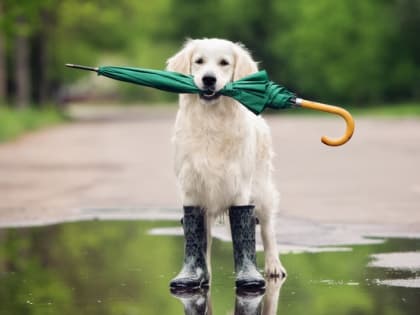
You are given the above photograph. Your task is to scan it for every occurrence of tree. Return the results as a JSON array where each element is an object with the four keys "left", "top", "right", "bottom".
[
  {"left": 14, "top": 16, "right": 31, "bottom": 108},
  {"left": 1, "top": 0, "right": 419, "bottom": 107},
  {"left": 0, "top": 0, "right": 6, "bottom": 104}
]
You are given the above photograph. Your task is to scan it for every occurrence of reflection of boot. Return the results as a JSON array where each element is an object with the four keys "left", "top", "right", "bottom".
[
  {"left": 171, "top": 288, "right": 209, "bottom": 315},
  {"left": 235, "top": 289, "right": 264, "bottom": 315},
  {"left": 229, "top": 205, "right": 265, "bottom": 289},
  {"left": 170, "top": 206, "right": 209, "bottom": 289}
]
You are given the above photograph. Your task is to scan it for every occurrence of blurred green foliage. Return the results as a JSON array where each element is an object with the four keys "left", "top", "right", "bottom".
[
  {"left": 349, "top": 102, "right": 420, "bottom": 117},
  {"left": 0, "top": 0, "right": 419, "bottom": 106}
]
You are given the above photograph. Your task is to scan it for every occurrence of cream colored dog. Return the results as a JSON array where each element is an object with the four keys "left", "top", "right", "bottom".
[{"left": 167, "top": 38, "right": 285, "bottom": 278}]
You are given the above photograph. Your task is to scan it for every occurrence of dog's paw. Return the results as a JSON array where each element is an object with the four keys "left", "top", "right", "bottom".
[{"left": 264, "top": 255, "right": 287, "bottom": 278}]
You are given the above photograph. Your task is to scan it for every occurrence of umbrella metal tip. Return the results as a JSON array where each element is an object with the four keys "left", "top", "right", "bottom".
[{"left": 64, "top": 64, "right": 99, "bottom": 72}]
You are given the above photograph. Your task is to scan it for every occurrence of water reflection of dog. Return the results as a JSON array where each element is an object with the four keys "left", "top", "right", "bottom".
[{"left": 170, "top": 278, "right": 284, "bottom": 315}]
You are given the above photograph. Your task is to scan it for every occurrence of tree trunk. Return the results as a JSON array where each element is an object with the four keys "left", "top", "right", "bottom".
[
  {"left": 14, "top": 18, "right": 31, "bottom": 109},
  {"left": 33, "top": 8, "right": 53, "bottom": 106},
  {"left": 33, "top": 33, "right": 48, "bottom": 106},
  {"left": 0, "top": 2, "right": 6, "bottom": 104}
]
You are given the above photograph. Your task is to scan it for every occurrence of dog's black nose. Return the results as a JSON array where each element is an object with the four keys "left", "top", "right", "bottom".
[{"left": 202, "top": 75, "right": 216, "bottom": 87}]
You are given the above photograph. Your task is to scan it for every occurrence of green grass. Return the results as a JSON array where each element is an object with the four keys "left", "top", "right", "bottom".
[
  {"left": 349, "top": 102, "right": 420, "bottom": 117},
  {"left": 0, "top": 106, "right": 67, "bottom": 142},
  {"left": 275, "top": 102, "right": 420, "bottom": 117}
]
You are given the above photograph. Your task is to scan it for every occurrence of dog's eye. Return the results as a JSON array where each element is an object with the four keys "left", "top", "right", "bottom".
[
  {"left": 219, "top": 59, "right": 229, "bottom": 66},
  {"left": 195, "top": 58, "right": 204, "bottom": 65}
]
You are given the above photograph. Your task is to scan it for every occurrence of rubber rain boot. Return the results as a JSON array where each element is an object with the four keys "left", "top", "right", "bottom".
[
  {"left": 170, "top": 206, "right": 209, "bottom": 289},
  {"left": 229, "top": 205, "right": 265, "bottom": 289}
]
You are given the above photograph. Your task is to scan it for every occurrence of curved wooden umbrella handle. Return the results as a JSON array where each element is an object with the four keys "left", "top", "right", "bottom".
[{"left": 296, "top": 98, "right": 355, "bottom": 146}]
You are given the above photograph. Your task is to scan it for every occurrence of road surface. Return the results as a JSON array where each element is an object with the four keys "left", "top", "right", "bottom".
[{"left": 0, "top": 106, "right": 419, "bottom": 238}]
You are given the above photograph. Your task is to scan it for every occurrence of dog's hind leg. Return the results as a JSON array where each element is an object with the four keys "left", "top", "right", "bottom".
[
  {"left": 256, "top": 199, "right": 286, "bottom": 278},
  {"left": 205, "top": 213, "right": 214, "bottom": 278}
]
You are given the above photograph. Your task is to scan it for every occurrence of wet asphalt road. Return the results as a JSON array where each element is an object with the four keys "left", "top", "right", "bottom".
[{"left": 0, "top": 105, "right": 419, "bottom": 232}]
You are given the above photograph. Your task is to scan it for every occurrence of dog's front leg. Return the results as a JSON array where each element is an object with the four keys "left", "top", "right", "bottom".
[
  {"left": 229, "top": 204, "right": 266, "bottom": 289},
  {"left": 170, "top": 206, "right": 210, "bottom": 289}
]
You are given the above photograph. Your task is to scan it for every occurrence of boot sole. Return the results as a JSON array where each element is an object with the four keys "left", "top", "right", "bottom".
[
  {"left": 170, "top": 285, "right": 209, "bottom": 297},
  {"left": 169, "top": 278, "right": 209, "bottom": 290},
  {"left": 235, "top": 279, "right": 266, "bottom": 290}
]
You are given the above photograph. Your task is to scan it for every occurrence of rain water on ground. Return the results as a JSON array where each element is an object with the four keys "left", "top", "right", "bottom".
[{"left": 0, "top": 220, "right": 419, "bottom": 315}]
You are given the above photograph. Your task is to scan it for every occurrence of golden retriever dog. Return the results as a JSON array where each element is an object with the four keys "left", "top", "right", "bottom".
[{"left": 167, "top": 38, "right": 285, "bottom": 288}]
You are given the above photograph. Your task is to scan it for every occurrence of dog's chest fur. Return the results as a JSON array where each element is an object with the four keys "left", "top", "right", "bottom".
[{"left": 173, "top": 96, "right": 257, "bottom": 209}]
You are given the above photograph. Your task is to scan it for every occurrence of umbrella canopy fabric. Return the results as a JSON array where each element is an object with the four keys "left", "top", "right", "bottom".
[
  {"left": 97, "top": 66, "right": 200, "bottom": 94},
  {"left": 96, "top": 66, "right": 296, "bottom": 115},
  {"left": 220, "top": 71, "right": 296, "bottom": 114}
]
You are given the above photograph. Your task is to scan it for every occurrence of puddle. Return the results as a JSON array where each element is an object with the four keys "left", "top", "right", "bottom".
[{"left": 0, "top": 220, "right": 419, "bottom": 314}]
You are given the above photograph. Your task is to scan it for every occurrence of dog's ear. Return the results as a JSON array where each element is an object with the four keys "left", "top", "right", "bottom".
[
  {"left": 233, "top": 43, "right": 258, "bottom": 81},
  {"left": 166, "top": 39, "right": 194, "bottom": 75}
]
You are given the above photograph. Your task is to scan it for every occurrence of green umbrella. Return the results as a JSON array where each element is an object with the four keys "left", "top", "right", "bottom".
[
  {"left": 66, "top": 64, "right": 354, "bottom": 146},
  {"left": 66, "top": 64, "right": 295, "bottom": 114}
]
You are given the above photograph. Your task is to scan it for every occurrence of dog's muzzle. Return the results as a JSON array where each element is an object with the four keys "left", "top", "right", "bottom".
[{"left": 200, "top": 74, "right": 221, "bottom": 101}]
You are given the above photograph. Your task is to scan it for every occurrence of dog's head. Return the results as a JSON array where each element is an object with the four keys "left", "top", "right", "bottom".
[{"left": 166, "top": 38, "right": 258, "bottom": 104}]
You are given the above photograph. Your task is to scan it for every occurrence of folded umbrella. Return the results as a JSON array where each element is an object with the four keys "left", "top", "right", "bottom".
[{"left": 66, "top": 64, "right": 354, "bottom": 146}]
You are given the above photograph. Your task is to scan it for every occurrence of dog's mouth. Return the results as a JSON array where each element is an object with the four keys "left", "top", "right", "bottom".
[{"left": 199, "top": 89, "right": 221, "bottom": 101}]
